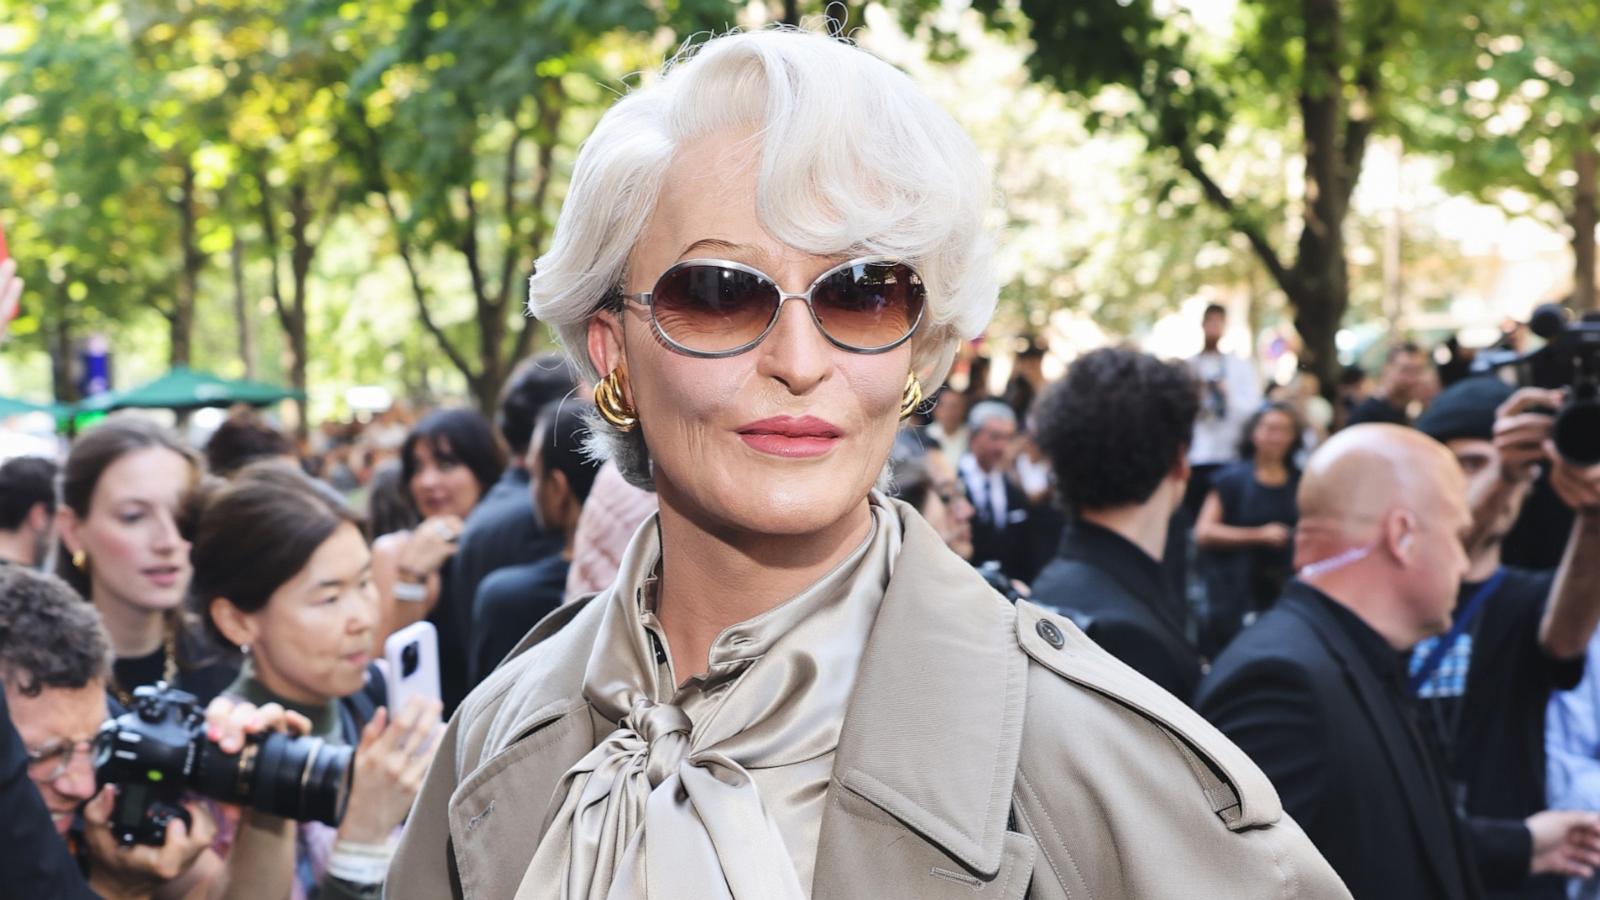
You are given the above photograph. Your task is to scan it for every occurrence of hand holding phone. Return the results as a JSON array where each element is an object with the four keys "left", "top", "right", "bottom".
[{"left": 381, "top": 621, "right": 442, "bottom": 717}]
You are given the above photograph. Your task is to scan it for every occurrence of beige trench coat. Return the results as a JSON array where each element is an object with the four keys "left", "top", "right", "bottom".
[{"left": 387, "top": 512, "right": 1351, "bottom": 900}]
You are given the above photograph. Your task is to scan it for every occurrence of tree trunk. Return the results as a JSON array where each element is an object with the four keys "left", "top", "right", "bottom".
[
  {"left": 782, "top": 0, "right": 799, "bottom": 26},
  {"left": 231, "top": 233, "right": 256, "bottom": 380},
  {"left": 1290, "top": 0, "right": 1351, "bottom": 397},
  {"left": 171, "top": 162, "right": 200, "bottom": 369},
  {"left": 286, "top": 181, "right": 316, "bottom": 442},
  {"left": 1572, "top": 135, "right": 1597, "bottom": 313},
  {"left": 49, "top": 286, "right": 76, "bottom": 405}
]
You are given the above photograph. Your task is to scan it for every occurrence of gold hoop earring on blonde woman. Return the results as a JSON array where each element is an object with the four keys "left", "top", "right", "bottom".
[
  {"left": 899, "top": 373, "right": 923, "bottom": 420},
  {"left": 594, "top": 368, "right": 639, "bottom": 431}
]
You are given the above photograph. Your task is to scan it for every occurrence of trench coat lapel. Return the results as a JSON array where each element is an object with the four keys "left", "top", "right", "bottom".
[
  {"left": 814, "top": 514, "right": 1035, "bottom": 899},
  {"left": 1285, "top": 592, "right": 1469, "bottom": 900},
  {"left": 442, "top": 596, "right": 607, "bottom": 900}
]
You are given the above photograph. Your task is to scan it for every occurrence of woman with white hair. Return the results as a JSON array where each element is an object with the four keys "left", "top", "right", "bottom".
[{"left": 390, "top": 28, "right": 1348, "bottom": 900}]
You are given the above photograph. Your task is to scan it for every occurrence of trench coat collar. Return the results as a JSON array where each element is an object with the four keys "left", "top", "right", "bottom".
[{"left": 819, "top": 508, "right": 1029, "bottom": 881}]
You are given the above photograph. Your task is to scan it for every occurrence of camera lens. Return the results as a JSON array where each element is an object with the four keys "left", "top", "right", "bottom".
[
  {"left": 401, "top": 642, "right": 420, "bottom": 677},
  {"left": 194, "top": 731, "right": 354, "bottom": 826},
  {"left": 1554, "top": 398, "right": 1600, "bottom": 467}
]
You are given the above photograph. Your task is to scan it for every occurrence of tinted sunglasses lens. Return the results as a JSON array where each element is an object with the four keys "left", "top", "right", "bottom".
[
  {"left": 811, "top": 262, "right": 925, "bottom": 350},
  {"left": 650, "top": 264, "right": 778, "bottom": 353}
]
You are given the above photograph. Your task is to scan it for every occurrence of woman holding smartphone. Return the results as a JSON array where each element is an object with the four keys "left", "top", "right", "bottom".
[{"left": 190, "top": 462, "right": 442, "bottom": 899}]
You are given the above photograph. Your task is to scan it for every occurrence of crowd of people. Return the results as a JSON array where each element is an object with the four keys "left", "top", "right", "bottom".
[{"left": 2, "top": 24, "right": 1600, "bottom": 900}]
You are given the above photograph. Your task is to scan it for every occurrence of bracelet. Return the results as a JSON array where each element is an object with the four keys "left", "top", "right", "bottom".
[
  {"left": 391, "top": 580, "right": 428, "bottom": 603},
  {"left": 327, "top": 839, "right": 394, "bottom": 885}
]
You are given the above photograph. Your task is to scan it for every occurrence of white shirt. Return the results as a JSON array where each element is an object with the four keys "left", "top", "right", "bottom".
[
  {"left": 1187, "top": 350, "right": 1261, "bottom": 466},
  {"left": 958, "top": 453, "right": 1009, "bottom": 527}
]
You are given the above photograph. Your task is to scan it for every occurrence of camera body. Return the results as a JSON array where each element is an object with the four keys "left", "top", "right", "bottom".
[
  {"left": 94, "top": 683, "right": 354, "bottom": 846},
  {"left": 1474, "top": 305, "right": 1600, "bottom": 466}
]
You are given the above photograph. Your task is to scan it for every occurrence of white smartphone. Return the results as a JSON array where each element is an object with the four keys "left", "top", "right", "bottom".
[{"left": 381, "top": 621, "right": 441, "bottom": 715}]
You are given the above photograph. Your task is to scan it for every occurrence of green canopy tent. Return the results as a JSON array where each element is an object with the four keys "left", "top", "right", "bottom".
[
  {"left": 0, "top": 396, "right": 65, "bottom": 418},
  {"left": 75, "top": 367, "right": 304, "bottom": 414}
]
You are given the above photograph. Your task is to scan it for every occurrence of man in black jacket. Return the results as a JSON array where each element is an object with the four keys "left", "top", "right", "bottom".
[
  {"left": 1029, "top": 348, "right": 1204, "bottom": 700},
  {"left": 444, "top": 354, "right": 575, "bottom": 679},
  {"left": 1196, "top": 424, "right": 1600, "bottom": 899}
]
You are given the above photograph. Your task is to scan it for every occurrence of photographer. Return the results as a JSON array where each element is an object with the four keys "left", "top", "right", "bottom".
[
  {"left": 1412, "top": 378, "right": 1600, "bottom": 898},
  {"left": 192, "top": 462, "right": 442, "bottom": 899},
  {"left": 0, "top": 566, "right": 305, "bottom": 899}
]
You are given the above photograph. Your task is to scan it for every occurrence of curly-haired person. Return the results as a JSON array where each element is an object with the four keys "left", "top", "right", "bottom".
[{"left": 1030, "top": 347, "right": 1205, "bottom": 701}]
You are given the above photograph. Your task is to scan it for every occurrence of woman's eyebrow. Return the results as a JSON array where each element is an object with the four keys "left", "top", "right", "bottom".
[{"left": 677, "top": 237, "right": 749, "bottom": 259}]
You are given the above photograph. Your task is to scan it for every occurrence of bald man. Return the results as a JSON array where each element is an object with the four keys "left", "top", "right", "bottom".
[
  {"left": 1196, "top": 424, "right": 1600, "bottom": 899},
  {"left": 1194, "top": 425, "right": 1482, "bottom": 898}
]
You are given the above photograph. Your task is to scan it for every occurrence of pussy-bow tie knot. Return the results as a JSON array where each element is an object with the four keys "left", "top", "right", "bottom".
[{"left": 625, "top": 699, "right": 693, "bottom": 788}]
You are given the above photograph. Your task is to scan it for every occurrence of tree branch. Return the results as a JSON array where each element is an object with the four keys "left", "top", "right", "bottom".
[
  {"left": 1174, "top": 144, "right": 1295, "bottom": 294},
  {"left": 355, "top": 113, "right": 480, "bottom": 387},
  {"left": 497, "top": 126, "right": 525, "bottom": 308},
  {"left": 461, "top": 188, "right": 492, "bottom": 317},
  {"left": 1339, "top": 3, "right": 1393, "bottom": 208},
  {"left": 255, "top": 169, "right": 292, "bottom": 335}
]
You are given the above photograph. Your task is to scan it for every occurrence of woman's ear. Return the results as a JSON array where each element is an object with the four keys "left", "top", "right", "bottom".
[
  {"left": 55, "top": 506, "right": 84, "bottom": 557},
  {"left": 208, "top": 597, "right": 260, "bottom": 651},
  {"left": 588, "top": 311, "right": 625, "bottom": 375}
]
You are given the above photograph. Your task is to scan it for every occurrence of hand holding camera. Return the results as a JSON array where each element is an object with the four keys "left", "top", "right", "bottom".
[
  {"left": 1492, "top": 386, "right": 1600, "bottom": 513},
  {"left": 94, "top": 685, "right": 350, "bottom": 847}
]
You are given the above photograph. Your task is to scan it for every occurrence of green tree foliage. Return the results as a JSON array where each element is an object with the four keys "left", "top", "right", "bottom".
[
  {"left": 338, "top": 0, "right": 742, "bottom": 413},
  {"left": 899, "top": 0, "right": 1427, "bottom": 392},
  {"left": 1402, "top": 2, "right": 1600, "bottom": 311}
]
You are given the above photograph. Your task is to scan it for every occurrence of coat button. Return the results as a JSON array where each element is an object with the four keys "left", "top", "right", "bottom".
[{"left": 1036, "top": 618, "right": 1065, "bottom": 649}]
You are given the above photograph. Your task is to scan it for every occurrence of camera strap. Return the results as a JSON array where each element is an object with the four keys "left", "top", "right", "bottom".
[{"left": 1408, "top": 567, "right": 1505, "bottom": 696}]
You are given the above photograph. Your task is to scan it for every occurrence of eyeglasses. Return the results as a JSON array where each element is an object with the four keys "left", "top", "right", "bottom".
[
  {"left": 25, "top": 737, "right": 95, "bottom": 783},
  {"left": 619, "top": 256, "right": 926, "bottom": 358}
]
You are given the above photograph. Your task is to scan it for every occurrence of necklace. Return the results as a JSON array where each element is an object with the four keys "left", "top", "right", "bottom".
[{"left": 110, "top": 626, "right": 179, "bottom": 708}]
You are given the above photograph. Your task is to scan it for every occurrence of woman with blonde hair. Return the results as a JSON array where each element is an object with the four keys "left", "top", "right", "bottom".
[{"left": 391, "top": 28, "right": 1348, "bottom": 900}]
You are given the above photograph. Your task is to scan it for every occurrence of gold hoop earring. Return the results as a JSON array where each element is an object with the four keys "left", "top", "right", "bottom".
[
  {"left": 71, "top": 550, "right": 86, "bottom": 570},
  {"left": 594, "top": 368, "right": 638, "bottom": 432},
  {"left": 899, "top": 373, "right": 923, "bottom": 420}
]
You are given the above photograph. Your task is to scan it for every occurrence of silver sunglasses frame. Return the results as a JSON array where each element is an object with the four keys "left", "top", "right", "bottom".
[{"left": 619, "top": 255, "right": 925, "bottom": 359}]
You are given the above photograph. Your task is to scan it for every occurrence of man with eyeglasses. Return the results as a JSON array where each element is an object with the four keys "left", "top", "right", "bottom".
[{"left": 1, "top": 566, "right": 218, "bottom": 898}]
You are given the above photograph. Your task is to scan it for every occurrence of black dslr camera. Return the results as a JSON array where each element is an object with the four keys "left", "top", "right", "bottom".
[
  {"left": 93, "top": 683, "right": 355, "bottom": 846},
  {"left": 1473, "top": 304, "right": 1600, "bottom": 466}
]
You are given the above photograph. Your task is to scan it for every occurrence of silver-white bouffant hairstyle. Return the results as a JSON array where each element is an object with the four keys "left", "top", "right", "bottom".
[{"left": 528, "top": 27, "right": 998, "bottom": 489}]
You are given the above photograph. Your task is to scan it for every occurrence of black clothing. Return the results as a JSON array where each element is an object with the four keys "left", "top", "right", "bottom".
[
  {"left": 1414, "top": 568, "right": 1584, "bottom": 900},
  {"left": 1502, "top": 474, "right": 1576, "bottom": 570},
  {"left": 0, "top": 688, "right": 96, "bottom": 900},
  {"left": 1347, "top": 395, "right": 1410, "bottom": 427},
  {"left": 1195, "top": 582, "right": 1483, "bottom": 900},
  {"left": 965, "top": 473, "right": 1052, "bottom": 584},
  {"left": 1198, "top": 462, "right": 1298, "bottom": 656},
  {"left": 437, "top": 470, "right": 559, "bottom": 711},
  {"left": 111, "top": 639, "right": 236, "bottom": 708},
  {"left": 469, "top": 555, "right": 570, "bottom": 684},
  {"left": 1031, "top": 518, "right": 1202, "bottom": 701}
]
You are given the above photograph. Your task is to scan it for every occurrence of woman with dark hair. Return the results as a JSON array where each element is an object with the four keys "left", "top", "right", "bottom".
[
  {"left": 193, "top": 462, "right": 442, "bottom": 900},
  {"left": 1195, "top": 400, "right": 1305, "bottom": 654},
  {"left": 372, "top": 408, "right": 505, "bottom": 713},
  {"left": 55, "top": 415, "right": 236, "bottom": 707}
]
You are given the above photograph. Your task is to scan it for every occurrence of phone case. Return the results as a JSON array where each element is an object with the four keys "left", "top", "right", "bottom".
[{"left": 382, "top": 620, "right": 441, "bottom": 714}]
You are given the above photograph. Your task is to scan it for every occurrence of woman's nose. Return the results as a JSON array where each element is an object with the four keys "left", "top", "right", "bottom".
[{"left": 755, "top": 297, "right": 831, "bottom": 395}]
